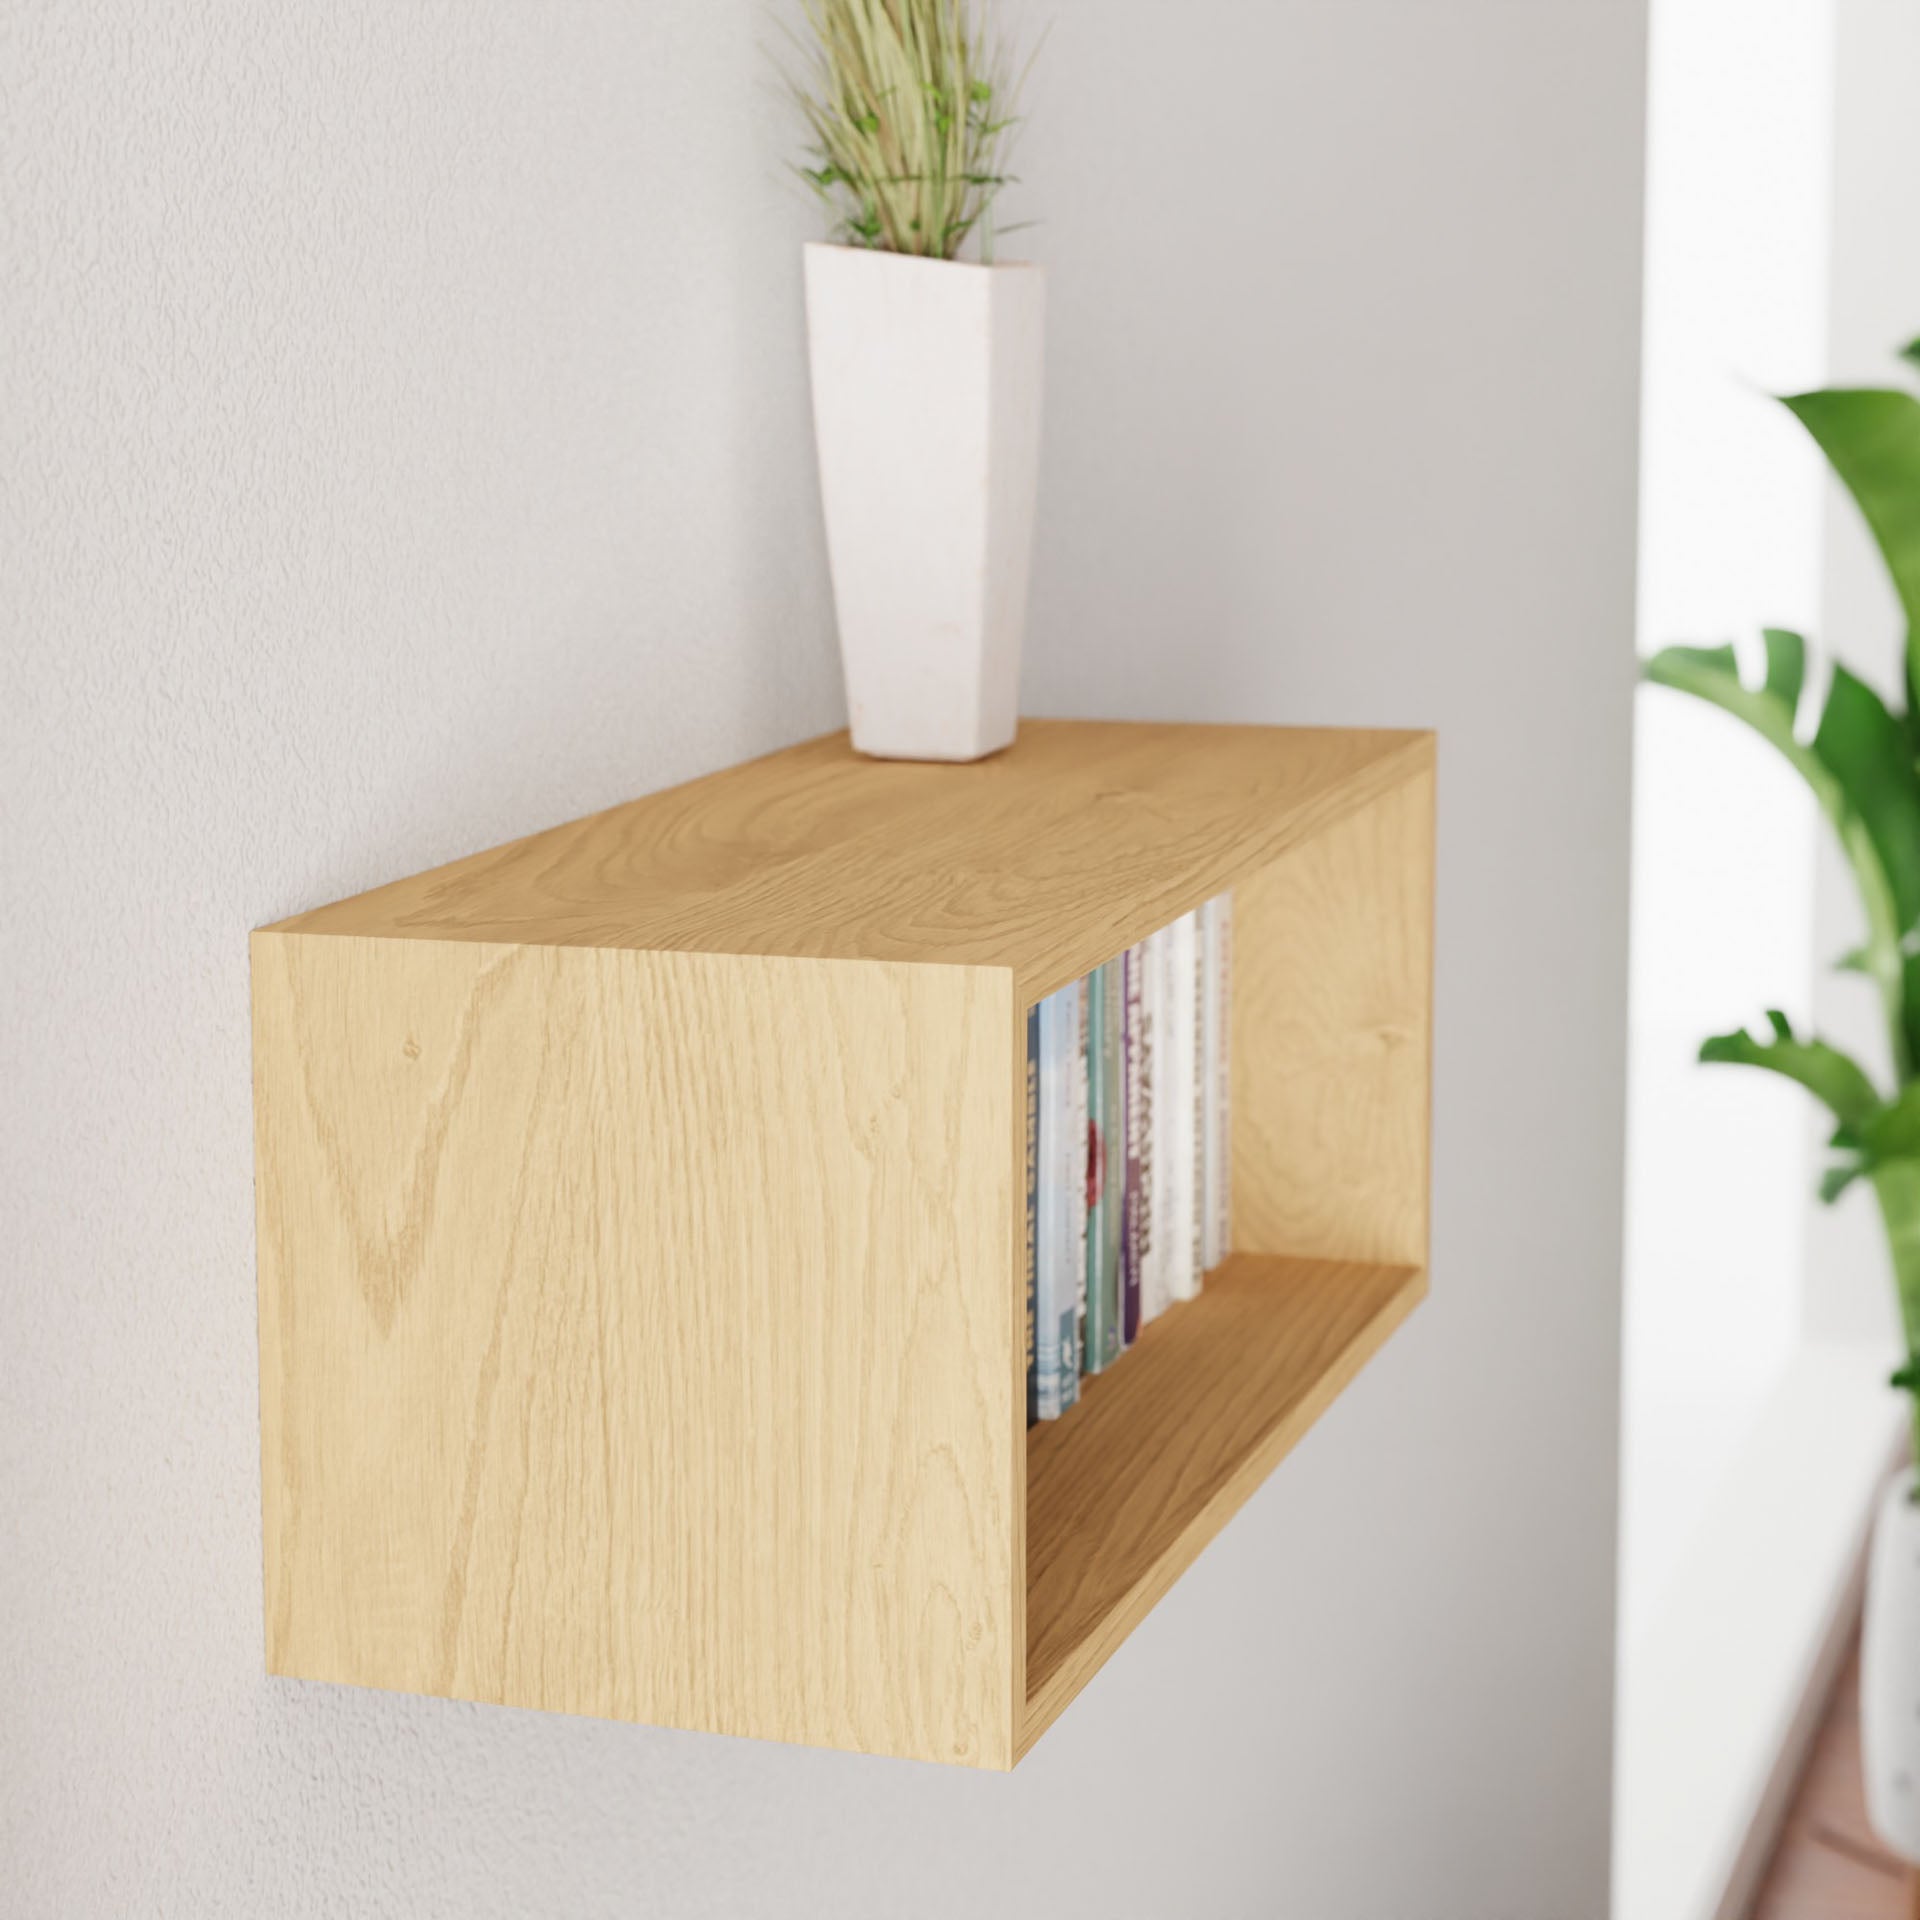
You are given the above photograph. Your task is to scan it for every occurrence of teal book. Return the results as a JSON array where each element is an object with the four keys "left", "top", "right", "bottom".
[
  {"left": 1035, "top": 983, "right": 1080, "bottom": 1418},
  {"left": 1084, "top": 961, "right": 1125, "bottom": 1372},
  {"left": 1024, "top": 999, "right": 1040, "bottom": 1425}
]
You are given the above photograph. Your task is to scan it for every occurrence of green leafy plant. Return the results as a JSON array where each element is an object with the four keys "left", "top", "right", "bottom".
[
  {"left": 783, "top": 0, "right": 1029, "bottom": 260},
  {"left": 1644, "top": 336, "right": 1920, "bottom": 1475}
]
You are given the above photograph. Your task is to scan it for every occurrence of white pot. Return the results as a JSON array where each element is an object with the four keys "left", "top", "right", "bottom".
[
  {"left": 1863, "top": 1465, "right": 1920, "bottom": 1862},
  {"left": 803, "top": 242, "right": 1044, "bottom": 763}
]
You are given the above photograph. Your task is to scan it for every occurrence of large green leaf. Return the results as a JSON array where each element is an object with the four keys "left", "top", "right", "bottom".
[
  {"left": 1780, "top": 386, "right": 1920, "bottom": 655},
  {"left": 1642, "top": 630, "right": 1823, "bottom": 792},
  {"left": 1849, "top": 1078, "right": 1920, "bottom": 1157},
  {"left": 1813, "top": 661, "right": 1920, "bottom": 925},
  {"left": 1821, "top": 1078, "right": 1920, "bottom": 1202},
  {"left": 1699, "top": 1010, "right": 1881, "bottom": 1127},
  {"left": 1644, "top": 632, "right": 1920, "bottom": 1073}
]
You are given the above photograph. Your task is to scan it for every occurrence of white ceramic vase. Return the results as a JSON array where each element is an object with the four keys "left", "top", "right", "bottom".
[
  {"left": 803, "top": 242, "right": 1044, "bottom": 762},
  {"left": 1863, "top": 1465, "right": 1920, "bottom": 1862}
]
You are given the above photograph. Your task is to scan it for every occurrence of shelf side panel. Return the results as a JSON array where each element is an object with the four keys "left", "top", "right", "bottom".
[
  {"left": 253, "top": 933, "right": 1018, "bottom": 1765},
  {"left": 1233, "top": 762, "right": 1434, "bottom": 1268}
]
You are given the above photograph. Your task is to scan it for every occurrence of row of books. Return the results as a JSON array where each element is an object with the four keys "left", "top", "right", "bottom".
[{"left": 1024, "top": 894, "right": 1233, "bottom": 1423}]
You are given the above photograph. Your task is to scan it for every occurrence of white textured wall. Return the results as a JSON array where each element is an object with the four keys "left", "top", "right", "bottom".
[
  {"left": 2, "top": 4, "right": 1645, "bottom": 1916},
  {"left": 1804, "top": 0, "right": 1920, "bottom": 1348},
  {"left": 1621, "top": 0, "right": 1832, "bottom": 1654}
]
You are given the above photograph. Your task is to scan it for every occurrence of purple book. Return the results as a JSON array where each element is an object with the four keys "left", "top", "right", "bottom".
[{"left": 1121, "top": 942, "right": 1146, "bottom": 1343}]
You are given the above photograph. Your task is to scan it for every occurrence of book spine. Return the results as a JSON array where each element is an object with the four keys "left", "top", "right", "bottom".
[
  {"left": 1191, "top": 905, "right": 1206, "bottom": 1290},
  {"left": 1035, "top": 989, "right": 1058, "bottom": 1419},
  {"left": 1035, "top": 987, "right": 1070, "bottom": 1419},
  {"left": 1166, "top": 912, "right": 1200, "bottom": 1302},
  {"left": 1208, "top": 893, "right": 1232, "bottom": 1263},
  {"left": 1100, "top": 958, "right": 1124, "bottom": 1358},
  {"left": 1083, "top": 963, "right": 1114, "bottom": 1372},
  {"left": 1066, "top": 976, "right": 1088, "bottom": 1397},
  {"left": 1025, "top": 999, "right": 1040, "bottom": 1424},
  {"left": 1084, "top": 960, "right": 1125, "bottom": 1371},
  {"left": 1141, "top": 926, "right": 1173, "bottom": 1324},
  {"left": 1221, "top": 893, "right": 1234, "bottom": 1258},
  {"left": 1199, "top": 898, "right": 1219, "bottom": 1273},
  {"left": 1121, "top": 943, "right": 1146, "bottom": 1343}
]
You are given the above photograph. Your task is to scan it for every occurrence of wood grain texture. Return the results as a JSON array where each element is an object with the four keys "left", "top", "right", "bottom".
[
  {"left": 253, "top": 931, "right": 1017, "bottom": 1765},
  {"left": 1021, "top": 1254, "right": 1425, "bottom": 1754},
  {"left": 270, "top": 723, "right": 1433, "bottom": 1008},
  {"left": 251, "top": 721, "right": 1437, "bottom": 1765},
  {"left": 1232, "top": 765, "right": 1435, "bottom": 1269}
]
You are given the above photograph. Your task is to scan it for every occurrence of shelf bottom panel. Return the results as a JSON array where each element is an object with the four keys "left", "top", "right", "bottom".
[{"left": 1020, "top": 1252, "right": 1425, "bottom": 1755}]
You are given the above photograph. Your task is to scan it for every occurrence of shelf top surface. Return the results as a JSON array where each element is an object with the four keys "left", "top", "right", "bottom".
[{"left": 269, "top": 720, "right": 1432, "bottom": 1001}]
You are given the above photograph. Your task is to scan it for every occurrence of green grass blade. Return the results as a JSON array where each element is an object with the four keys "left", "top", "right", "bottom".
[{"left": 779, "top": 0, "right": 1030, "bottom": 260}]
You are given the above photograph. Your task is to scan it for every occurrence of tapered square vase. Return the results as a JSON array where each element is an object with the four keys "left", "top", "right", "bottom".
[{"left": 804, "top": 242, "right": 1045, "bottom": 763}]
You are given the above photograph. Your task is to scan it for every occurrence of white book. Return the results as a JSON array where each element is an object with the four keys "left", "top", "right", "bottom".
[
  {"left": 1199, "top": 898, "right": 1220, "bottom": 1273},
  {"left": 1190, "top": 906, "right": 1206, "bottom": 1287},
  {"left": 1204, "top": 893, "right": 1233, "bottom": 1264},
  {"left": 1139, "top": 928, "right": 1173, "bottom": 1324},
  {"left": 1165, "top": 912, "right": 1200, "bottom": 1303}
]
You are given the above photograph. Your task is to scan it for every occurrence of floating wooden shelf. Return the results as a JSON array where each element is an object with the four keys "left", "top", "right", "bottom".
[{"left": 251, "top": 720, "right": 1434, "bottom": 1768}]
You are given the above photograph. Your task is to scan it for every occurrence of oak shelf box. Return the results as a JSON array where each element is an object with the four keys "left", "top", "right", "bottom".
[{"left": 251, "top": 720, "right": 1435, "bottom": 1769}]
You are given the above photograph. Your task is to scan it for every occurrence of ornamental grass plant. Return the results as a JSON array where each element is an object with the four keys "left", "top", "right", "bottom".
[{"left": 784, "top": 0, "right": 1030, "bottom": 261}]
